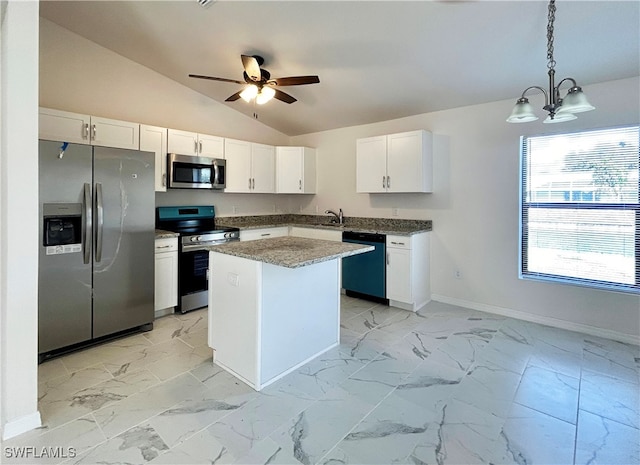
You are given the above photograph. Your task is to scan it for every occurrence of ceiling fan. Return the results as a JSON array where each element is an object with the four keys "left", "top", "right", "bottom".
[{"left": 189, "top": 55, "right": 320, "bottom": 105}]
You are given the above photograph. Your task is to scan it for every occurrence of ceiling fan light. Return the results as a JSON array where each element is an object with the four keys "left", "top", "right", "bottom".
[
  {"left": 506, "top": 98, "right": 538, "bottom": 123},
  {"left": 256, "top": 86, "right": 276, "bottom": 105},
  {"left": 557, "top": 86, "right": 595, "bottom": 114},
  {"left": 543, "top": 112, "right": 577, "bottom": 124},
  {"left": 240, "top": 85, "right": 258, "bottom": 102}
]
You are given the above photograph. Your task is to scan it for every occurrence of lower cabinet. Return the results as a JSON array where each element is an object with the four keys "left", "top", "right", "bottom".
[
  {"left": 386, "top": 233, "right": 430, "bottom": 311},
  {"left": 240, "top": 227, "right": 289, "bottom": 242},
  {"left": 289, "top": 226, "right": 342, "bottom": 242},
  {"left": 155, "top": 237, "right": 178, "bottom": 315}
]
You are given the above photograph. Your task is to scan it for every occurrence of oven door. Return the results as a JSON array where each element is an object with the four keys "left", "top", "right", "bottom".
[{"left": 178, "top": 248, "right": 210, "bottom": 313}]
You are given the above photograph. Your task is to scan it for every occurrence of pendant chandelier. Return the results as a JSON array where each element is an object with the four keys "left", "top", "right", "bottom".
[{"left": 507, "top": 0, "right": 595, "bottom": 124}]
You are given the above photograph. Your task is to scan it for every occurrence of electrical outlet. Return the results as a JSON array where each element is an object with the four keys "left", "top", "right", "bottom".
[
  {"left": 392, "top": 207, "right": 399, "bottom": 217},
  {"left": 232, "top": 206, "right": 239, "bottom": 214},
  {"left": 454, "top": 270, "right": 462, "bottom": 279},
  {"left": 272, "top": 204, "right": 277, "bottom": 213},
  {"left": 315, "top": 205, "right": 319, "bottom": 213}
]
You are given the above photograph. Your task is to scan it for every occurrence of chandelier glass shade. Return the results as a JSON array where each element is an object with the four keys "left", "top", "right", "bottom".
[{"left": 506, "top": 0, "right": 595, "bottom": 123}]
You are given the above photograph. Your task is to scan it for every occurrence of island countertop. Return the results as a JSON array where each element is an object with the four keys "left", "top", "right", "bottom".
[{"left": 208, "top": 236, "right": 373, "bottom": 268}]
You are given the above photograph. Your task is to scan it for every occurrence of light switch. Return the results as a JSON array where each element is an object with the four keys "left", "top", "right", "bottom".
[{"left": 227, "top": 272, "right": 239, "bottom": 287}]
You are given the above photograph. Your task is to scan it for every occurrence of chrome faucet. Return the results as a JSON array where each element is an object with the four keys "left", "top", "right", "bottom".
[{"left": 325, "top": 208, "right": 344, "bottom": 224}]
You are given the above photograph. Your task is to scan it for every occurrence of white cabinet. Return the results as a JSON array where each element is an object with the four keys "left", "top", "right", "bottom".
[
  {"left": 356, "top": 130, "right": 432, "bottom": 193},
  {"left": 225, "top": 139, "right": 275, "bottom": 193},
  {"left": 154, "top": 237, "right": 178, "bottom": 314},
  {"left": 289, "top": 226, "right": 342, "bottom": 242},
  {"left": 39, "top": 107, "right": 140, "bottom": 150},
  {"left": 140, "top": 124, "right": 168, "bottom": 192},
  {"left": 386, "top": 233, "right": 430, "bottom": 311},
  {"left": 276, "top": 146, "right": 316, "bottom": 194},
  {"left": 240, "top": 227, "right": 289, "bottom": 242},
  {"left": 167, "top": 128, "right": 224, "bottom": 158}
]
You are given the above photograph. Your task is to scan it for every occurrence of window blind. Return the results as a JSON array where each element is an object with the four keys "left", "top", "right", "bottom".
[{"left": 520, "top": 125, "right": 640, "bottom": 293}]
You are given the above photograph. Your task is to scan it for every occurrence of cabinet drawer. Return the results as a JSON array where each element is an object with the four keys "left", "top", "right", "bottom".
[
  {"left": 155, "top": 237, "right": 178, "bottom": 252},
  {"left": 386, "top": 235, "right": 411, "bottom": 249},
  {"left": 240, "top": 227, "right": 289, "bottom": 242}
]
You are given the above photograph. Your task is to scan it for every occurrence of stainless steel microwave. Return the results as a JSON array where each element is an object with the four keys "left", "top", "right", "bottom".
[{"left": 167, "top": 153, "right": 226, "bottom": 189}]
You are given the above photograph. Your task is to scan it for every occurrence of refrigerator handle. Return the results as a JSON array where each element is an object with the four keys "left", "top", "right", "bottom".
[
  {"left": 95, "top": 183, "right": 104, "bottom": 263},
  {"left": 83, "top": 183, "right": 92, "bottom": 265}
]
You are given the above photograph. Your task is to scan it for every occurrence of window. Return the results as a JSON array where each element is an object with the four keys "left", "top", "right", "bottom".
[{"left": 520, "top": 126, "right": 639, "bottom": 293}]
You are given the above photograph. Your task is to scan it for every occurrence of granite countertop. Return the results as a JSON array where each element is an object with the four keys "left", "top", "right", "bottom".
[
  {"left": 155, "top": 229, "right": 180, "bottom": 239},
  {"left": 208, "top": 236, "right": 374, "bottom": 268},
  {"left": 217, "top": 214, "right": 432, "bottom": 236}
]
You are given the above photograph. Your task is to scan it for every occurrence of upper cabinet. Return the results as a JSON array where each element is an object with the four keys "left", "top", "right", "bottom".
[
  {"left": 224, "top": 139, "right": 275, "bottom": 193},
  {"left": 140, "top": 124, "right": 168, "bottom": 192},
  {"left": 276, "top": 146, "right": 316, "bottom": 194},
  {"left": 356, "top": 130, "right": 432, "bottom": 193},
  {"left": 39, "top": 107, "right": 140, "bottom": 150},
  {"left": 167, "top": 128, "right": 224, "bottom": 158}
]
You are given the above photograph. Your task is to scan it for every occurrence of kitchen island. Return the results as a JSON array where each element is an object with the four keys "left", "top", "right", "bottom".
[{"left": 207, "top": 236, "right": 373, "bottom": 391}]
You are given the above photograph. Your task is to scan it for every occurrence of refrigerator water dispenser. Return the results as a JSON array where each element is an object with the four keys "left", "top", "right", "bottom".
[{"left": 43, "top": 203, "right": 82, "bottom": 252}]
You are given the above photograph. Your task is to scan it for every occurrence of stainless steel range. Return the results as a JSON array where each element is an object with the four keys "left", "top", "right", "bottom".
[{"left": 156, "top": 206, "right": 239, "bottom": 313}]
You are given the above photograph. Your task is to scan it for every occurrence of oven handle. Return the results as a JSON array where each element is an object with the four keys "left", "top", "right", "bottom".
[{"left": 182, "top": 240, "right": 237, "bottom": 252}]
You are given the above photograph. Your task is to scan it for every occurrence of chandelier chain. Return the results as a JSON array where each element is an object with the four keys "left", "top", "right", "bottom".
[{"left": 546, "top": 0, "right": 556, "bottom": 71}]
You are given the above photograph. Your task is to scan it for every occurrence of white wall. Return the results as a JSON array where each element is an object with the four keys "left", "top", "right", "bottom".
[
  {"left": 1, "top": 0, "right": 41, "bottom": 440},
  {"left": 292, "top": 77, "right": 640, "bottom": 344}
]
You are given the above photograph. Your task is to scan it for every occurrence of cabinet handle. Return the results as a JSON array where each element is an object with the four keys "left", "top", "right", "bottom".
[
  {"left": 194, "top": 140, "right": 198, "bottom": 154},
  {"left": 382, "top": 176, "right": 386, "bottom": 188},
  {"left": 156, "top": 245, "right": 173, "bottom": 249},
  {"left": 260, "top": 233, "right": 271, "bottom": 237},
  {"left": 91, "top": 124, "right": 97, "bottom": 140},
  {"left": 391, "top": 241, "right": 405, "bottom": 246},
  {"left": 386, "top": 252, "right": 390, "bottom": 265},
  {"left": 199, "top": 140, "right": 203, "bottom": 153},
  {"left": 387, "top": 176, "right": 390, "bottom": 188},
  {"left": 162, "top": 173, "right": 166, "bottom": 187},
  {"left": 299, "top": 179, "right": 302, "bottom": 190},
  {"left": 249, "top": 178, "right": 252, "bottom": 189},
  {"left": 252, "top": 178, "right": 255, "bottom": 189},
  {"left": 83, "top": 123, "right": 90, "bottom": 140}
]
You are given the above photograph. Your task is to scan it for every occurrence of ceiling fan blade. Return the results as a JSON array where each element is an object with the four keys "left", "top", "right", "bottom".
[
  {"left": 269, "top": 76, "right": 320, "bottom": 86},
  {"left": 241, "top": 55, "right": 262, "bottom": 82},
  {"left": 189, "top": 74, "right": 244, "bottom": 84},
  {"left": 225, "top": 91, "right": 242, "bottom": 102},
  {"left": 273, "top": 88, "right": 297, "bottom": 104}
]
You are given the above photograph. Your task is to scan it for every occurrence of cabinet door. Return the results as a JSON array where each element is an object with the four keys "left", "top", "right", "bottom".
[
  {"left": 140, "top": 124, "right": 168, "bottom": 192},
  {"left": 276, "top": 146, "right": 303, "bottom": 193},
  {"left": 155, "top": 252, "right": 178, "bottom": 310},
  {"left": 167, "top": 128, "right": 198, "bottom": 155},
  {"left": 39, "top": 107, "right": 91, "bottom": 144},
  {"left": 387, "top": 130, "right": 430, "bottom": 193},
  {"left": 90, "top": 116, "right": 139, "bottom": 150},
  {"left": 224, "top": 138, "right": 252, "bottom": 192},
  {"left": 356, "top": 136, "right": 387, "bottom": 193},
  {"left": 198, "top": 133, "right": 225, "bottom": 158},
  {"left": 386, "top": 246, "right": 412, "bottom": 303},
  {"left": 251, "top": 143, "right": 275, "bottom": 193}
]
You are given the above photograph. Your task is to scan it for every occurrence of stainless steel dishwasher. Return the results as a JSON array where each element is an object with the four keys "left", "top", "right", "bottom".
[{"left": 341, "top": 231, "right": 388, "bottom": 303}]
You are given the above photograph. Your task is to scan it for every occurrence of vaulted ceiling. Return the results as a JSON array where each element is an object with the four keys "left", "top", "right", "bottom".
[{"left": 40, "top": 1, "right": 640, "bottom": 136}]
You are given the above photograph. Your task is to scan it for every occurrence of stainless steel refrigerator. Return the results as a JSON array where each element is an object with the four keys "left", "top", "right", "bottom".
[{"left": 38, "top": 140, "right": 155, "bottom": 359}]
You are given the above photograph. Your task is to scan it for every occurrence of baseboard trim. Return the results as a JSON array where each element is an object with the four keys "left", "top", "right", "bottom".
[
  {"left": 431, "top": 294, "right": 640, "bottom": 346},
  {"left": 2, "top": 411, "right": 42, "bottom": 440}
]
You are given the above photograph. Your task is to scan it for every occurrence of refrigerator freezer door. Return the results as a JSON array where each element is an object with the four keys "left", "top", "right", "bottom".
[
  {"left": 92, "top": 147, "right": 155, "bottom": 338},
  {"left": 38, "top": 140, "right": 93, "bottom": 353}
]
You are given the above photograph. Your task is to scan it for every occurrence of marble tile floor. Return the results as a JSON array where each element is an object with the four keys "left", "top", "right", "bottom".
[{"left": 2, "top": 296, "right": 639, "bottom": 465}]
